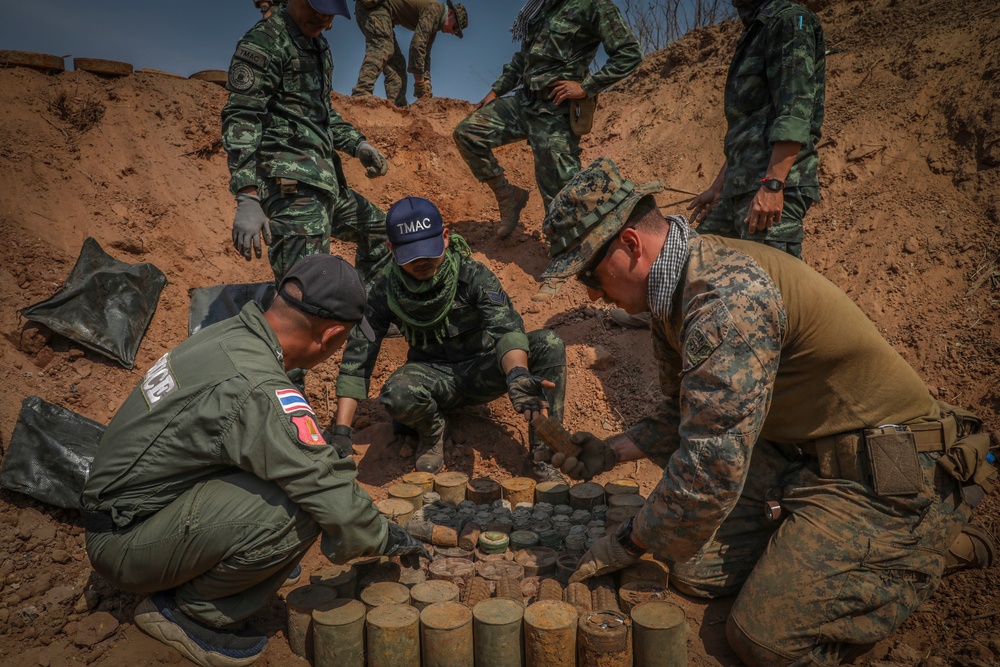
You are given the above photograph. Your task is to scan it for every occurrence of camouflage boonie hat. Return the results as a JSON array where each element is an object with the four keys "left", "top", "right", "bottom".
[
  {"left": 447, "top": 1, "right": 467, "bottom": 38},
  {"left": 541, "top": 157, "right": 663, "bottom": 279}
]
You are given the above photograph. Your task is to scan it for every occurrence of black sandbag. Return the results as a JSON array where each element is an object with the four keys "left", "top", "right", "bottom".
[
  {"left": 0, "top": 396, "right": 106, "bottom": 509},
  {"left": 188, "top": 282, "right": 275, "bottom": 337},
  {"left": 20, "top": 237, "right": 167, "bottom": 369}
]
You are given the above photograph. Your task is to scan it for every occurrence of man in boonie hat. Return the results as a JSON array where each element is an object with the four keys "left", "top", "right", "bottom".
[
  {"left": 333, "top": 196, "right": 568, "bottom": 479},
  {"left": 82, "top": 255, "right": 427, "bottom": 667},
  {"left": 542, "top": 156, "right": 996, "bottom": 666}
]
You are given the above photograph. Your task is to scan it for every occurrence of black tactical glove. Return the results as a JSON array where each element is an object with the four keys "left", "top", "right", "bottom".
[
  {"left": 355, "top": 140, "right": 388, "bottom": 178},
  {"left": 506, "top": 367, "right": 550, "bottom": 421},
  {"left": 383, "top": 522, "right": 431, "bottom": 559},
  {"left": 549, "top": 431, "right": 619, "bottom": 481},
  {"left": 232, "top": 192, "right": 271, "bottom": 260},
  {"left": 326, "top": 424, "right": 353, "bottom": 458}
]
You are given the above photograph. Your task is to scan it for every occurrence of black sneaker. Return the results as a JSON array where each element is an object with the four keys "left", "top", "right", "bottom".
[
  {"left": 522, "top": 457, "right": 568, "bottom": 485},
  {"left": 134, "top": 592, "right": 267, "bottom": 667}
]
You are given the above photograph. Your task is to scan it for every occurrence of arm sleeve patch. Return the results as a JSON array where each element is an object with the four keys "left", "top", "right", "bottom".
[
  {"left": 228, "top": 62, "right": 256, "bottom": 92},
  {"left": 291, "top": 414, "right": 328, "bottom": 446},
  {"left": 486, "top": 289, "right": 510, "bottom": 306},
  {"left": 235, "top": 44, "right": 270, "bottom": 70}
]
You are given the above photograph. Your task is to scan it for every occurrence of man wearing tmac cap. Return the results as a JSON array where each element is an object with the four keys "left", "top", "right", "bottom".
[
  {"left": 82, "top": 255, "right": 428, "bottom": 667},
  {"left": 334, "top": 196, "right": 568, "bottom": 479},
  {"left": 538, "top": 157, "right": 996, "bottom": 665}
]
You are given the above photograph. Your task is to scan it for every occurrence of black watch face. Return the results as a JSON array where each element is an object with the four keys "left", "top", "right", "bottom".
[{"left": 764, "top": 179, "right": 783, "bottom": 191}]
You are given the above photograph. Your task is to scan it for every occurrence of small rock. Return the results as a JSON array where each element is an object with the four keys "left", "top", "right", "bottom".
[
  {"left": 44, "top": 585, "right": 77, "bottom": 608},
  {"left": 67, "top": 349, "right": 85, "bottom": 361},
  {"left": 71, "top": 611, "right": 119, "bottom": 647},
  {"left": 33, "top": 346, "right": 55, "bottom": 369},
  {"left": 51, "top": 550, "right": 71, "bottom": 564},
  {"left": 903, "top": 236, "right": 921, "bottom": 254},
  {"left": 581, "top": 345, "right": 615, "bottom": 371},
  {"left": 399, "top": 443, "right": 414, "bottom": 458},
  {"left": 19, "top": 322, "right": 52, "bottom": 354},
  {"left": 73, "top": 361, "right": 92, "bottom": 378},
  {"left": 110, "top": 203, "right": 129, "bottom": 218}
]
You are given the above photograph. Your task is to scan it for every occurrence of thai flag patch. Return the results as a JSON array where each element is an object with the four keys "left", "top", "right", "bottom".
[{"left": 275, "top": 388, "right": 313, "bottom": 414}]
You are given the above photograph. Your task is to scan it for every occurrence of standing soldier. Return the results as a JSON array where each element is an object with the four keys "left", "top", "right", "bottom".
[
  {"left": 352, "top": 0, "right": 468, "bottom": 106},
  {"left": 687, "top": 0, "right": 826, "bottom": 260},
  {"left": 453, "top": 0, "right": 642, "bottom": 302},
  {"left": 224, "top": 0, "right": 393, "bottom": 284}
]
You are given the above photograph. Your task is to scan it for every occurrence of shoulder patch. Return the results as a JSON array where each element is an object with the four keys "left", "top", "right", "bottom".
[
  {"left": 291, "top": 414, "right": 327, "bottom": 446},
  {"left": 234, "top": 44, "right": 270, "bottom": 70},
  {"left": 486, "top": 289, "right": 510, "bottom": 306},
  {"left": 141, "top": 352, "right": 178, "bottom": 408},
  {"left": 228, "top": 61, "right": 256, "bottom": 92},
  {"left": 275, "top": 388, "right": 314, "bottom": 414}
]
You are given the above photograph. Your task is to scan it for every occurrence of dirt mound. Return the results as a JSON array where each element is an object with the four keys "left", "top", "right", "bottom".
[{"left": 0, "top": 0, "right": 998, "bottom": 664}]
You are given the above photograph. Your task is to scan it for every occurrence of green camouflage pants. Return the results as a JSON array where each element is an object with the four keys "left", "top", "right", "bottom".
[
  {"left": 663, "top": 438, "right": 970, "bottom": 666},
  {"left": 453, "top": 89, "right": 581, "bottom": 213},
  {"left": 379, "top": 329, "right": 566, "bottom": 449},
  {"left": 697, "top": 187, "right": 817, "bottom": 259},
  {"left": 260, "top": 181, "right": 389, "bottom": 284},
  {"left": 85, "top": 471, "right": 318, "bottom": 628},
  {"left": 352, "top": 2, "right": 407, "bottom": 107}
]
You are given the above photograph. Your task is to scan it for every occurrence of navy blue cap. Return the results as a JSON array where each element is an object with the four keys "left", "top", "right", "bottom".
[
  {"left": 307, "top": 0, "right": 350, "bottom": 18},
  {"left": 386, "top": 197, "right": 446, "bottom": 265}
]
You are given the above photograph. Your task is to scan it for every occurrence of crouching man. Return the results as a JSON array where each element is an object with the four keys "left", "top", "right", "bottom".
[{"left": 82, "top": 255, "right": 426, "bottom": 667}]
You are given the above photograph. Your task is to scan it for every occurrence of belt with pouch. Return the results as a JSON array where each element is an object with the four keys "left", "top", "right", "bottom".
[{"left": 80, "top": 508, "right": 148, "bottom": 534}]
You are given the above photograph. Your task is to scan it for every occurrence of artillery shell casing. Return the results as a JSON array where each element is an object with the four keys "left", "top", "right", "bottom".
[
  {"left": 312, "top": 598, "right": 366, "bottom": 667},
  {"left": 366, "top": 604, "right": 421, "bottom": 667},
  {"left": 420, "top": 601, "right": 474, "bottom": 667},
  {"left": 577, "top": 610, "right": 632, "bottom": 667},
  {"left": 523, "top": 600, "right": 578, "bottom": 667},
  {"left": 473, "top": 598, "right": 525, "bottom": 667},
  {"left": 631, "top": 600, "right": 687, "bottom": 667}
]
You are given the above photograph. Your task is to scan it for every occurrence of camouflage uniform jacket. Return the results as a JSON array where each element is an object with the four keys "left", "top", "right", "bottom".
[
  {"left": 722, "top": 0, "right": 825, "bottom": 198},
  {"left": 222, "top": 8, "right": 367, "bottom": 195},
  {"left": 491, "top": 0, "right": 642, "bottom": 99},
  {"left": 385, "top": 0, "right": 445, "bottom": 77},
  {"left": 82, "top": 302, "right": 388, "bottom": 562},
  {"left": 627, "top": 233, "right": 937, "bottom": 562},
  {"left": 337, "top": 256, "right": 531, "bottom": 399}
]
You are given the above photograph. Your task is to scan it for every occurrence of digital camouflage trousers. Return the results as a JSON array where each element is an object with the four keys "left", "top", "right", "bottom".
[
  {"left": 379, "top": 329, "right": 566, "bottom": 452},
  {"left": 454, "top": 89, "right": 581, "bottom": 213},
  {"left": 259, "top": 181, "right": 390, "bottom": 284},
  {"left": 663, "top": 438, "right": 970, "bottom": 666},
  {"left": 696, "top": 187, "right": 818, "bottom": 259},
  {"left": 352, "top": 2, "right": 407, "bottom": 107}
]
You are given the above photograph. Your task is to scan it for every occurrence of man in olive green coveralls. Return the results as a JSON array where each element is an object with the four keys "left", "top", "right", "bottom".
[
  {"left": 334, "top": 196, "right": 567, "bottom": 478},
  {"left": 352, "top": 0, "right": 467, "bottom": 106},
  {"left": 223, "top": 0, "right": 392, "bottom": 284},
  {"left": 82, "top": 254, "right": 427, "bottom": 667},
  {"left": 453, "top": 0, "right": 641, "bottom": 301},
  {"left": 540, "top": 158, "right": 996, "bottom": 666}
]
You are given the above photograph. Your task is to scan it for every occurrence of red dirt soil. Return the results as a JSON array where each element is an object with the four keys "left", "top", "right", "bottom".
[{"left": 0, "top": 0, "right": 998, "bottom": 665}]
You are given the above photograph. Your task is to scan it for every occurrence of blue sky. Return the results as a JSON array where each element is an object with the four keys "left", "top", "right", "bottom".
[{"left": 0, "top": 1, "right": 559, "bottom": 102}]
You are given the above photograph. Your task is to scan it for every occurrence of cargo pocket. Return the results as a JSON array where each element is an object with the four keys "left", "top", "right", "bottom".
[{"left": 852, "top": 537, "right": 941, "bottom": 634}]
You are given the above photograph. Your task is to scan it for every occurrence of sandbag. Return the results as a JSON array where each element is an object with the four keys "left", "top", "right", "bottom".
[
  {"left": 187, "top": 282, "right": 275, "bottom": 337},
  {"left": 0, "top": 396, "right": 106, "bottom": 509},
  {"left": 20, "top": 237, "right": 167, "bottom": 369}
]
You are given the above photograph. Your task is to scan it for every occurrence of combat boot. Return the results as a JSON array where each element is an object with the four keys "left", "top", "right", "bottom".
[
  {"left": 531, "top": 275, "right": 566, "bottom": 303},
  {"left": 944, "top": 524, "right": 997, "bottom": 574},
  {"left": 484, "top": 174, "right": 529, "bottom": 239},
  {"left": 415, "top": 420, "right": 448, "bottom": 474}
]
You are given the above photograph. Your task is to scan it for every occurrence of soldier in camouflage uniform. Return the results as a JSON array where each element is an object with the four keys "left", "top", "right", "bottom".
[
  {"left": 452, "top": 0, "right": 641, "bottom": 301},
  {"left": 334, "top": 196, "right": 567, "bottom": 478},
  {"left": 81, "top": 255, "right": 427, "bottom": 667},
  {"left": 223, "top": 0, "right": 392, "bottom": 284},
  {"left": 351, "top": 0, "right": 467, "bottom": 107},
  {"left": 539, "top": 157, "right": 996, "bottom": 666},
  {"left": 253, "top": 0, "right": 287, "bottom": 20},
  {"left": 688, "top": 0, "right": 826, "bottom": 259}
]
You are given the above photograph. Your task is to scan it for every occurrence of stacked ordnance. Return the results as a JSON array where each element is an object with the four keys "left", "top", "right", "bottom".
[{"left": 284, "top": 470, "right": 685, "bottom": 666}]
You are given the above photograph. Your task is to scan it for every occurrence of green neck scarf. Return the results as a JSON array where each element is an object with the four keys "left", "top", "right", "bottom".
[{"left": 385, "top": 233, "right": 472, "bottom": 347}]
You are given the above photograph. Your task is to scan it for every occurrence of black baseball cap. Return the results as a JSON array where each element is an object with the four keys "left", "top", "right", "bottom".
[
  {"left": 385, "top": 196, "right": 446, "bottom": 265},
  {"left": 277, "top": 254, "right": 374, "bottom": 340}
]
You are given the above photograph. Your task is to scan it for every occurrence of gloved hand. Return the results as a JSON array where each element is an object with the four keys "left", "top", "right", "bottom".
[
  {"left": 549, "top": 431, "right": 619, "bottom": 481},
  {"left": 232, "top": 192, "right": 272, "bottom": 260},
  {"left": 569, "top": 529, "right": 640, "bottom": 584},
  {"left": 506, "top": 367, "right": 552, "bottom": 422},
  {"left": 355, "top": 140, "right": 388, "bottom": 178},
  {"left": 383, "top": 522, "right": 431, "bottom": 560},
  {"left": 325, "top": 424, "right": 353, "bottom": 458}
]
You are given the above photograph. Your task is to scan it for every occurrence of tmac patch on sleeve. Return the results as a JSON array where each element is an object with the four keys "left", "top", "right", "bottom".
[
  {"left": 235, "top": 44, "right": 270, "bottom": 70},
  {"left": 291, "top": 414, "right": 327, "bottom": 446}
]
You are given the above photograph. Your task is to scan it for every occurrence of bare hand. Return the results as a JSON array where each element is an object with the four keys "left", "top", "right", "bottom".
[
  {"left": 745, "top": 188, "right": 785, "bottom": 233},
  {"left": 548, "top": 80, "right": 586, "bottom": 105},
  {"left": 477, "top": 91, "right": 498, "bottom": 110},
  {"left": 687, "top": 187, "right": 721, "bottom": 225}
]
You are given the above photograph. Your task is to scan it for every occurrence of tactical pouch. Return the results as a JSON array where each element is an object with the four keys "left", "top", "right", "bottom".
[
  {"left": 569, "top": 94, "right": 598, "bottom": 136},
  {"left": 938, "top": 432, "right": 997, "bottom": 507},
  {"left": 863, "top": 427, "right": 923, "bottom": 496},
  {"left": 814, "top": 432, "right": 865, "bottom": 483},
  {"left": 277, "top": 177, "right": 298, "bottom": 195}
]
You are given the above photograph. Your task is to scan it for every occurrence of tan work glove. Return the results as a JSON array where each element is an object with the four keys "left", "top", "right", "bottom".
[
  {"left": 548, "top": 431, "right": 619, "bottom": 481},
  {"left": 569, "top": 532, "right": 639, "bottom": 583}
]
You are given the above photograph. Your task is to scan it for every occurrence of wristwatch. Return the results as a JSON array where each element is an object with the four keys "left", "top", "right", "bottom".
[
  {"left": 760, "top": 177, "right": 785, "bottom": 192},
  {"left": 616, "top": 516, "right": 647, "bottom": 558}
]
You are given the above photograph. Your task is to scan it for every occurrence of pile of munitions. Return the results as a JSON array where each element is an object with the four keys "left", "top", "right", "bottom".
[{"left": 284, "top": 469, "right": 687, "bottom": 667}]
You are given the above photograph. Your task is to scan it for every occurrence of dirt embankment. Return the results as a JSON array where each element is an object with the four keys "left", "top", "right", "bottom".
[{"left": 0, "top": 0, "right": 997, "bottom": 665}]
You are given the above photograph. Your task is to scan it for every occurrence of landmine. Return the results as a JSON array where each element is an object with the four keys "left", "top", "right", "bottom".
[
  {"left": 434, "top": 471, "right": 468, "bottom": 505},
  {"left": 285, "top": 584, "right": 338, "bottom": 661},
  {"left": 367, "top": 604, "right": 421, "bottom": 667},
  {"left": 421, "top": 602, "right": 474, "bottom": 667},
  {"left": 523, "top": 600, "right": 578, "bottom": 667},
  {"left": 473, "top": 598, "right": 525, "bottom": 667},
  {"left": 388, "top": 482, "right": 425, "bottom": 513},
  {"left": 361, "top": 581, "right": 411, "bottom": 610},
  {"left": 313, "top": 598, "right": 366, "bottom": 667}
]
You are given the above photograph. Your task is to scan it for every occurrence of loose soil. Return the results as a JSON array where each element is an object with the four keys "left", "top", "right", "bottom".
[{"left": 0, "top": 0, "right": 998, "bottom": 665}]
